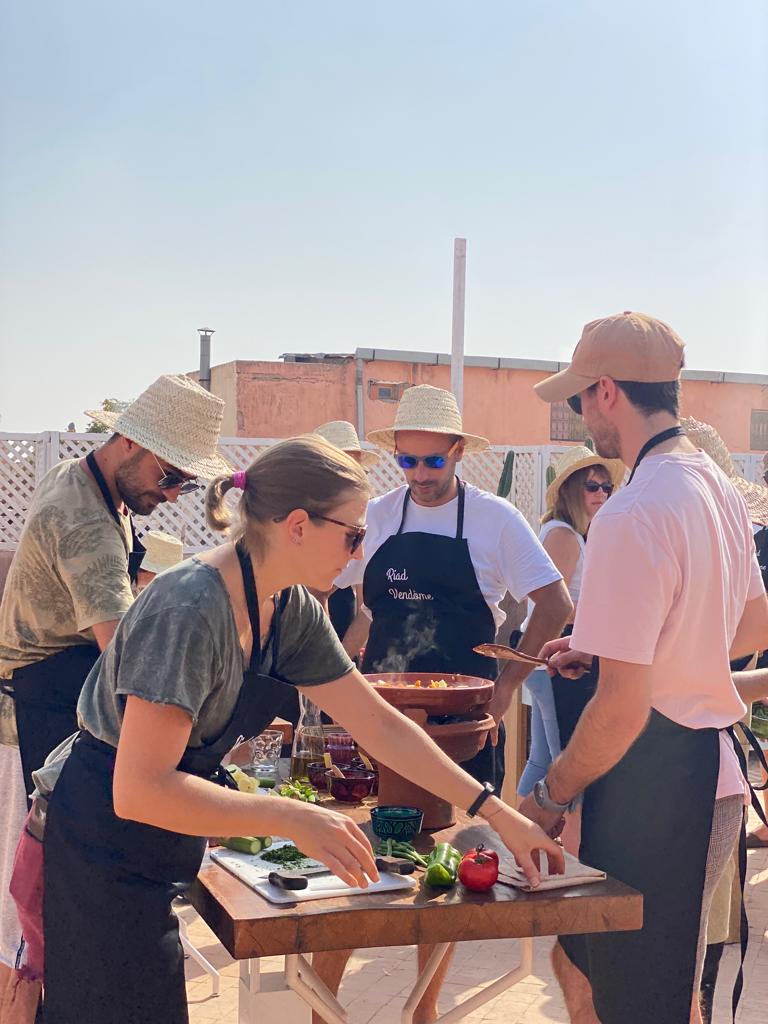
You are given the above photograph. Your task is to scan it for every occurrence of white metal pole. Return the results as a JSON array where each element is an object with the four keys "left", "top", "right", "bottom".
[{"left": 450, "top": 238, "right": 466, "bottom": 412}]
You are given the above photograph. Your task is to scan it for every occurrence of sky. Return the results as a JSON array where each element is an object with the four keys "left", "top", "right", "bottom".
[{"left": 1, "top": 1, "right": 766, "bottom": 433}]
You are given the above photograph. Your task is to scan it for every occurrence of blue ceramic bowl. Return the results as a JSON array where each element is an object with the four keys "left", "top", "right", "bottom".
[{"left": 370, "top": 805, "right": 424, "bottom": 841}]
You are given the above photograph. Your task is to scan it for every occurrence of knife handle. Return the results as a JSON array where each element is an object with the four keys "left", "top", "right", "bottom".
[
  {"left": 374, "top": 856, "right": 415, "bottom": 875},
  {"left": 268, "top": 870, "right": 309, "bottom": 890}
]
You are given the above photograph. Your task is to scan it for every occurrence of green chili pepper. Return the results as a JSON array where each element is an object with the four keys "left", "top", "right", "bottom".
[{"left": 424, "top": 843, "right": 462, "bottom": 887}]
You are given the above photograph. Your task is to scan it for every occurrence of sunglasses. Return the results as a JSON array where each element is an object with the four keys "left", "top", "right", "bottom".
[
  {"left": 308, "top": 513, "right": 367, "bottom": 554},
  {"left": 584, "top": 481, "right": 613, "bottom": 495},
  {"left": 394, "top": 439, "right": 460, "bottom": 470},
  {"left": 567, "top": 394, "right": 583, "bottom": 416},
  {"left": 150, "top": 452, "right": 199, "bottom": 494}
]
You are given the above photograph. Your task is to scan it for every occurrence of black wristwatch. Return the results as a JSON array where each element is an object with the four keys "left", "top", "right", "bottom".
[{"left": 467, "top": 782, "right": 496, "bottom": 817}]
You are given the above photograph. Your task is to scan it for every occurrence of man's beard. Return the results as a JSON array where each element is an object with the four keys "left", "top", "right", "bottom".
[
  {"left": 585, "top": 413, "right": 622, "bottom": 462},
  {"left": 115, "top": 453, "right": 165, "bottom": 516}
]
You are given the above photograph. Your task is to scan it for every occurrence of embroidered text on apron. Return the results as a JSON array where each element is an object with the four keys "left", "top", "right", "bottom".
[
  {"left": 361, "top": 481, "right": 503, "bottom": 789},
  {"left": 43, "top": 543, "right": 295, "bottom": 1024}
]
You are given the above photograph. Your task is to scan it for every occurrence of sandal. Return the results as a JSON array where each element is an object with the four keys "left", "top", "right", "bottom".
[{"left": 745, "top": 831, "right": 768, "bottom": 848}]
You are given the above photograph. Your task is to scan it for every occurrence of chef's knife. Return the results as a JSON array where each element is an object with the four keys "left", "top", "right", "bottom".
[{"left": 268, "top": 856, "right": 415, "bottom": 891}]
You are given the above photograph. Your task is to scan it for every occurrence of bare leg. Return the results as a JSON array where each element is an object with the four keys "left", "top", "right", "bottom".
[
  {"left": 311, "top": 949, "right": 354, "bottom": 1024},
  {"left": 551, "top": 940, "right": 599, "bottom": 1024},
  {"left": 413, "top": 943, "right": 456, "bottom": 1024}
]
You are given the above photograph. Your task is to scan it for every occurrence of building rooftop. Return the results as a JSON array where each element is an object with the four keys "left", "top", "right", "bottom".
[{"left": 278, "top": 348, "right": 768, "bottom": 386}]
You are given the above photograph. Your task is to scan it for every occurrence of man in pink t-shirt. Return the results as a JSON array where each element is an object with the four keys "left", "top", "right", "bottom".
[{"left": 521, "top": 312, "right": 768, "bottom": 1024}]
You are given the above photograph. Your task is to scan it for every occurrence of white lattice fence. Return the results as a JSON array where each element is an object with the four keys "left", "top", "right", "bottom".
[
  {"left": 1, "top": 432, "right": 764, "bottom": 552},
  {"left": 0, "top": 435, "right": 40, "bottom": 549}
]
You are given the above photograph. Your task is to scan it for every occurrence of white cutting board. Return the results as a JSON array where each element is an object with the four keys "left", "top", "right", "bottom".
[{"left": 211, "top": 840, "right": 418, "bottom": 905}]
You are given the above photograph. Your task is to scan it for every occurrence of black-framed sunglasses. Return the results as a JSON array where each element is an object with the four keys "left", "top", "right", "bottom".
[
  {"left": 394, "top": 439, "right": 460, "bottom": 470},
  {"left": 567, "top": 394, "right": 583, "bottom": 416},
  {"left": 583, "top": 481, "right": 613, "bottom": 495},
  {"left": 150, "top": 452, "right": 199, "bottom": 494},
  {"left": 308, "top": 513, "right": 367, "bottom": 554}
]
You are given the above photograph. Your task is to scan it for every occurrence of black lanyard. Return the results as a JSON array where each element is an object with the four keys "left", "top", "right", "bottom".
[
  {"left": 627, "top": 426, "right": 686, "bottom": 485},
  {"left": 85, "top": 451, "right": 145, "bottom": 583}
]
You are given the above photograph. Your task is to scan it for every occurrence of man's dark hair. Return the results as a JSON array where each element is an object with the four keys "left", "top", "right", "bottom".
[{"left": 614, "top": 380, "right": 680, "bottom": 417}]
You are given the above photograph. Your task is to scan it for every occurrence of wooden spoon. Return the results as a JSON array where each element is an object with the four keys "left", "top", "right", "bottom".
[{"left": 474, "top": 643, "right": 548, "bottom": 667}]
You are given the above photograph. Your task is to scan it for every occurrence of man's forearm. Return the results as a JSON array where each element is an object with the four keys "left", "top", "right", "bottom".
[
  {"left": 734, "top": 669, "right": 768, "bottom": 706},
  {"left": 341, "top": 609, "right": 371, "bottom": 660},
  {"left": 546, "top": 689, "right": 649, "bottom": 804}
]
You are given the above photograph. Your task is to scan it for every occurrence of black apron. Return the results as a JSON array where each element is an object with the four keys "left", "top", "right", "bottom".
[
  {"left": 558, "top": 427, "right": 727, "bottom": 1022},
  {"left": 560, "top": 711, "right": 720, "bottom": 1024},
  {"left": 2, "top": 453, "right": 146, "bottom": 805},
  {"left": 361, "top": 481, "right": 503, "bottom": 790},
  {"left": 43, "top": 542, "right": 295, "bottom": 1024},
  {"left": 328, "top": 585, "right": 356, "bottom": 641}
]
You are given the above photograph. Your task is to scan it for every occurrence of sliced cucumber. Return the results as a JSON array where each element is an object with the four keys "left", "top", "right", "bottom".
[{"left": 220, "top": 835, "right": 272, "bottom": 855}]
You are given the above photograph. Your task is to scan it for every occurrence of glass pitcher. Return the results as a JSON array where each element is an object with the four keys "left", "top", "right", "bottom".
[{"left": 289, "top": 693, "right": 326, "bottom": 779}]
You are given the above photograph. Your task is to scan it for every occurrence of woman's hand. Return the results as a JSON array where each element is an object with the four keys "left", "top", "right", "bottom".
[
  {"left": 538, "top": 637, "right": 593, "bottom": 679},
  {"left": 278, "top": 800, "right": 380, "bottom": 888},
  {"left": 488, "top": 805, "right": 566, "bottom": 887}
]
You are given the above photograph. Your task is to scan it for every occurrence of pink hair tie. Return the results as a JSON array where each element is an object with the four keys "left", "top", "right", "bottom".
[{"left": 232, "top": 470, "right": 247, "bottom": 490}]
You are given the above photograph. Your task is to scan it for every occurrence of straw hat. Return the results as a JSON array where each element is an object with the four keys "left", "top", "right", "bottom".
[
  {"left": 140, "top": 531, "right": 184, "bottom": 575},
  {"left": 681, "top": 417, "right": 768, "bottom": 526},
  {"left": 86, "top": 375, "right": 231, "bottom": 479},
  {"left": 366, "top": 385, "right": 489, "bottom": 454},
  {"left": 314, "top": 421, "right": 380, "bottom": 469},
  {"left": 546, "top": 446, "right": 625, "bottom": 509}
]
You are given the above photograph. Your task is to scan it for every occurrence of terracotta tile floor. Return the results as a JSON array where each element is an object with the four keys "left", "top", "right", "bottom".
[{"left": 183, "top": 809, "right": 768, "bottom": 1024}]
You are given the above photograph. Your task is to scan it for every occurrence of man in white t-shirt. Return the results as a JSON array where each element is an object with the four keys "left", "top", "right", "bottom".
[
  {"left": 522, "top": 312, "right": 768, "bottom": 1024},
  {"left": 336, "top": 385, "right": 571, "bottom": 792}
]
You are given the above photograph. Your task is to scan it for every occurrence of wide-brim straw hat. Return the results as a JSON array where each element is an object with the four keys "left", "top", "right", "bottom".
[
  {"left": 314, "top": 420, "right": 380, "bottom": 469},
  {"left": 681, "top": 417, "right": 768, "bottom": 526},
  {"left": 140, "top": 530, "right": 184, "bottom": 575},
  {"left": 366, "top": 385, "right": 489, "bottom": 454},
  {"left": 546, "top": 445, "right": 626, "bottom": 509},
  {"left": 86, "top": 374, "right": 231, "bottom": 479}
]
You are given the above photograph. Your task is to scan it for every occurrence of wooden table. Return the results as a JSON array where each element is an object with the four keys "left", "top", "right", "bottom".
[{"left": 189, "top": 806, "right": 641, "bottom": 1024}]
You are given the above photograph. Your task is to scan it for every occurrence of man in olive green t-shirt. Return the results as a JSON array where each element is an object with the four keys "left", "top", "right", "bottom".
[{"left": 0, "top": 373, "right": 230, "bottom": 800}]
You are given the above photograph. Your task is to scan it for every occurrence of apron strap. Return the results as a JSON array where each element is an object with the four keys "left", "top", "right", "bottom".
[
  {"left": 396, "top": 490, "right": 411, "bottom": 535},
  {"left": 235, "top": 540, "right": 286, "bottom": 671},
  {"left": 85, "top": 451, "right": 145, "bottom": 583},
  {"left": 455, "top": 480, "right": 466, "bottom": 540},
  {"left": 726, "top": 724, "right": 768, "bottom": 1023}
]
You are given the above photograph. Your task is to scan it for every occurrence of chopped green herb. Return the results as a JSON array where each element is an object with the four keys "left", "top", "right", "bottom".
[{"left": 260, "top": 844, "right": 310, "bottom": 868}]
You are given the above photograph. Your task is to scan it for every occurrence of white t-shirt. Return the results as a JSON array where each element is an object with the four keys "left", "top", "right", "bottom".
[
  {"left": 538, "top": 520, "right": 586, "bottom": 604},
  {"left": 571, "top": 450, "right": 765, "bottom": 800},
  {"left": 335, "top": 483, "right": 561, "bottom": 628}
]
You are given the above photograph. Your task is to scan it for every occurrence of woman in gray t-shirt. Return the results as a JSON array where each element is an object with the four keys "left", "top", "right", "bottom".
[{"left": 40, "top": 435, "right": 564, "bottom": 1024}]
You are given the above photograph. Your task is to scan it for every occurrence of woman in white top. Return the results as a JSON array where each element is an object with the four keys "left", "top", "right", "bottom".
[{"left": 518, "top": 447, "right": 624, "bottom": 802}]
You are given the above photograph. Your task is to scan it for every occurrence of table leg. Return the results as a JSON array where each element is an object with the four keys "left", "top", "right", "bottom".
[
  {"left": 178, "top": 914, "right": 220, "bottom": 997},
  {"left": 284, "top": 954, "right": 348, "bottom": 1024},
  {"left": 239, "top": 959, "right": 260, "bottom": 1024},
  {"left": 401, "top": 938, "right": 534, "bottom": 1024}
]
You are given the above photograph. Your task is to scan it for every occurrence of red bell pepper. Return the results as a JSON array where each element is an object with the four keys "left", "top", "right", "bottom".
[{"left": 457, "top": 843, "right": 499, "bottom": 892}]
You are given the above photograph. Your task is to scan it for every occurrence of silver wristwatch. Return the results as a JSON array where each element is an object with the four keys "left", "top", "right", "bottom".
[{"left": 532, "top": 778, "right": 572, "bottom": 814}]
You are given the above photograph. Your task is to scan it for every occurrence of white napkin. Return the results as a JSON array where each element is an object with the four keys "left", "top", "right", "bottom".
[{"left": 498, "top": 851, "right": 606, "bottom": 893}]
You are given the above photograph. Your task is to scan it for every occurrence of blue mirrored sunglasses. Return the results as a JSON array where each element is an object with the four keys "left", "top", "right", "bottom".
[{"left": 394, "top": 440, "right": 459, "bottom": 470}]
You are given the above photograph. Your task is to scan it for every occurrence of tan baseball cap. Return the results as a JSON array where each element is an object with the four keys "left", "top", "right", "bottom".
[{"left": 535, "top": 311, "right": 686, "bottom": 404}]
